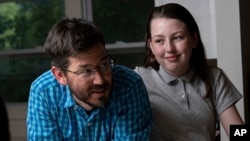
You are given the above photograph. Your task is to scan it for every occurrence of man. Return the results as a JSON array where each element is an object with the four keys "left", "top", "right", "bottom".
[{"left": 26, "top": 18, "right": 152, "bottom": 141}]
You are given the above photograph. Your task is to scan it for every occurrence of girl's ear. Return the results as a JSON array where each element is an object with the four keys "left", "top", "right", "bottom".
[
  {"left": 192, "top": 32, "right": 198, "bottom": 48},
  {"left": 148, "top": 39, "right": 155, "bottom": 54},
  {"left": 51, "top": 66, "right": 67, "bottom": 85}
]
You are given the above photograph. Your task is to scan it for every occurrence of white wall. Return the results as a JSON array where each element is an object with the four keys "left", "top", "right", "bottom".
[
  {"left": 214, "top": 0, "right": 244, "bottom": 140},
  {"left": 155, "top": 0, "right": 244, "bottom": 141}
]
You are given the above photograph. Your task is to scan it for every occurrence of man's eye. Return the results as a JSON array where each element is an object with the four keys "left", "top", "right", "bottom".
[
  {"left": 100, "top": 62, "right": 108, "bottom": 68},
  {"left": 80, "top": 69, "right": 92, "bottom": 75},
  {"left": 98, "top": 61, "right": 110, "bottom": 70}
]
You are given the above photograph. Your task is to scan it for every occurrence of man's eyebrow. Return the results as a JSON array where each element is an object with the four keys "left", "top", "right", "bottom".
[{"left": 77, "top": 56, "right": 109, "bottom": 68}]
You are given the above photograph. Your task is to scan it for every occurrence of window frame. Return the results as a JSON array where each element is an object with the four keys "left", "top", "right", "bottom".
[{"left": 0, "top": 0, "right": 146, "bottom": 56}]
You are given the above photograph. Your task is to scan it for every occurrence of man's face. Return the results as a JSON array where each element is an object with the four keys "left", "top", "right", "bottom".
[{"left": 64, "top": 43, "right": 112, "bottom": 110}]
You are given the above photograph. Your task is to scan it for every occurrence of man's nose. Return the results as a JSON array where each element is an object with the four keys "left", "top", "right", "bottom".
[{"left": 92, "top": 70, "right": 104, "bottom": 85}]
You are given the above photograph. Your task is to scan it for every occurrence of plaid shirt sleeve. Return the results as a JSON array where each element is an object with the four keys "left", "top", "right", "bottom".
[
  {"left": 27, "top": 71, "right": 63, "bottom": 141},
  {"left": 112, "top": 65, "right": 153, "bottom": 141}
]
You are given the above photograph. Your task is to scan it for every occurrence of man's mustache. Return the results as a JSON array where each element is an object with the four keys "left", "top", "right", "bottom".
[{"left": 90, "top": 83, "right": 109, "bottom": 93}]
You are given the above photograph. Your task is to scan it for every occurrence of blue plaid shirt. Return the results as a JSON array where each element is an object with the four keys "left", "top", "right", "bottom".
[{"left": 27, "top": 65, "right": 152, "bottom": 141}]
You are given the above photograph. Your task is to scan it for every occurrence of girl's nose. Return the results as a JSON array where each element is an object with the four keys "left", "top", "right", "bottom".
[{"left": 165, "top": 40, "right": 175, "bottom": 53}]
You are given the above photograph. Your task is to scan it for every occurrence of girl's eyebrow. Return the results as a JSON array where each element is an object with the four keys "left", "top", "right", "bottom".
[
  {"left": 152, "top": 31, "right": 184, "bottom": 38},
  {"left": 152, "top": 34, "right": 165, "bottom": 38}
]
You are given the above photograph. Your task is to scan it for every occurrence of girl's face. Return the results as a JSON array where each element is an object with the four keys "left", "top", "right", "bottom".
[{"left": 149, "top": 18, "right": 197, "bottom": 77}]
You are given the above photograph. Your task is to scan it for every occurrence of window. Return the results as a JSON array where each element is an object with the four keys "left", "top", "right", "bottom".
[
  {"left": 0, "top": 0, "right": 64, "bottom": 102},
  {"left": 0, "top": 0, "right": 154, "bottom": 102}
]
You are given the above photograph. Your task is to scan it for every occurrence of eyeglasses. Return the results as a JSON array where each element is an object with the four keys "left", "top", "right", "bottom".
[{"left": 62, "top": 59, "right": 114, "bottom": 80}]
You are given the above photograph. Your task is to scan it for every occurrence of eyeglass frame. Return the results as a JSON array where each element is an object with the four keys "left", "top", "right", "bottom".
[{"left": 62, "top": 58, "right": 114, "bottom": 79}]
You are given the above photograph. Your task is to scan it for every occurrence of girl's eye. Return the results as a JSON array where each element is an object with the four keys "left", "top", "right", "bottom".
[
  {"left": 155, "top": 39, "right": 164, "bottom": 44},
  {"left": 173, "top": 36, "right": 183, "bottom": 40}
]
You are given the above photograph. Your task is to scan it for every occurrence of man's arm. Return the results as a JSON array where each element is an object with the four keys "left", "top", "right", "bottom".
[
  {"left": 113, "top": 77, "right": 153, "bottom": 141},
  {"left": 27, "top": 87, "right": 62, "bottom": 141}
]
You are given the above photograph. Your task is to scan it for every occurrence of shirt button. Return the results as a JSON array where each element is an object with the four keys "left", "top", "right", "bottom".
[{"left": 181, "top": 94, "right": 185, "bottom": 98}]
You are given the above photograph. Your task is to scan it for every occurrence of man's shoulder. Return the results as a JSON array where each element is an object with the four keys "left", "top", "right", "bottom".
[
  {"left": 31, "top": 70, "right": 57, "bottom": 91},
  {"left": 29, "top": 70, "right": 71, "bottom": 107},
  {"left": 111, "top": 65, "right": 145, "bottom": 89},
  {"left": 112, "top": 65, "right": 141, "bottom": 80}
]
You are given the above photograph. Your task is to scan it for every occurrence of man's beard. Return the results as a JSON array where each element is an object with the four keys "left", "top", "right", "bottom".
[
  {"left": 76, "top": 94, "right": 109, "bottom": 109},
  {"left": 69, "top": 84, "right": 110, "bottom": 109}
]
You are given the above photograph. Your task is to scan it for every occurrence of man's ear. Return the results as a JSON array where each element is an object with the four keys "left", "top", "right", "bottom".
[{"left": 51, "top": 66, "right": 67, "bottom": 85}]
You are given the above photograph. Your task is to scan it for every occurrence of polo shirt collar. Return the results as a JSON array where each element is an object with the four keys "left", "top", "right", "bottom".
[{"left": 158, "top": 66, "right": 195, "bottom": 84}]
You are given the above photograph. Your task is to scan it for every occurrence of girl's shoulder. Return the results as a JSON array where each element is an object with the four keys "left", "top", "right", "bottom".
[{"left": 134, "top": 66, "right": 157, "bottom": 76}]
